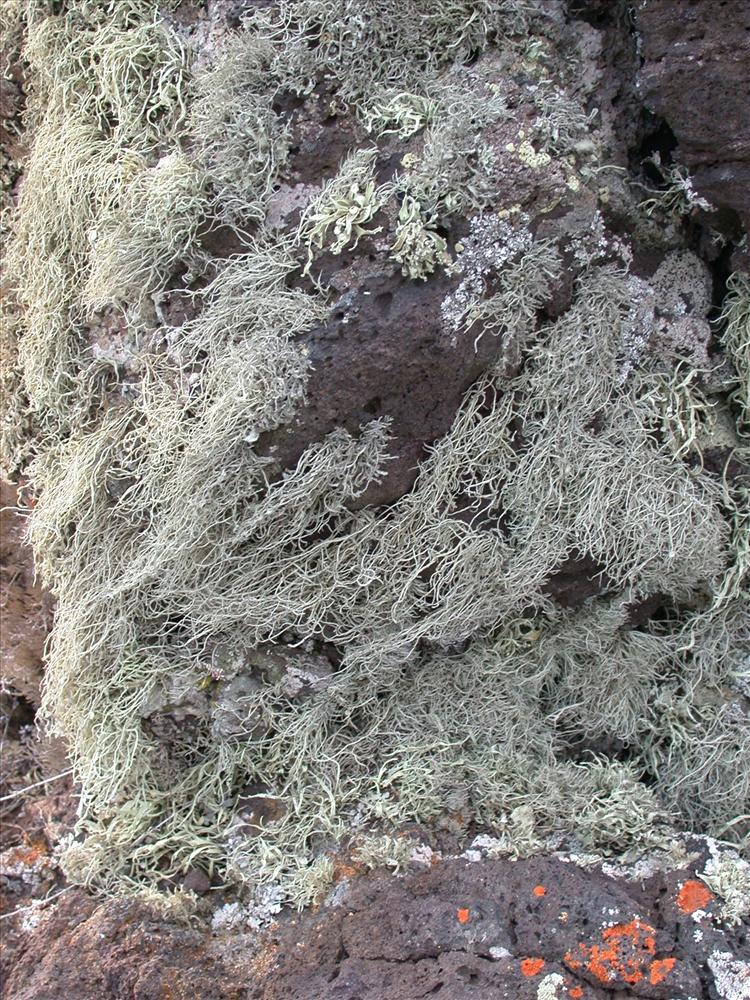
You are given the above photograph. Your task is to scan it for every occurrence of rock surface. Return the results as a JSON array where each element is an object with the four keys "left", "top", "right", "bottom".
[
  {"left": 258, "top": 54, "right": 580, "bottom": 508},
  {"left": 3, "top": 844, "right": 748, "bottom": 999},
  {"left": 635, "top": 0, "right": 750, "bottom": 231}
]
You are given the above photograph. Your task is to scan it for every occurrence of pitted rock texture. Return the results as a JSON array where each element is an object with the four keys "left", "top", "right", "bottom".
[
  {"left": 5, "top": 848, "right": 747, "bottom": 1000},
  {"left": 259, "top": 850, "right": 748, "bottom": 1000},
  {"left": 1, "top": 891, "right": 256, "bottom": 1000},
  {"left": 257, "top": 53, "right": 583, "bottom": 508},
  {"left": 260, "top": 246, "right": 509, "bottom": 508},
  {"left": 635, "top": 0, "right": 750, "bottom": 230}
]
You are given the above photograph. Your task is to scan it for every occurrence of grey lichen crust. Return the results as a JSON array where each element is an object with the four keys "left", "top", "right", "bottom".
[{"left": 0, "top": 0, "right": 748, "bottom": 911}]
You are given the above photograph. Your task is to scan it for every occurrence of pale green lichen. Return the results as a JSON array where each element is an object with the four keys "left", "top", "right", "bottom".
[
  {"left": 390, "top": 196, "right": 451, "bottom": 279},
  {"left": 5, "top": 0, "right": 749, "bottom": 908},
  {"left": 252, "top": 0, "right": 537, "bottom": 106},
  {"left": 515, "top": 137, "right": 552, "bottom": 170},
  {"left": 361, "top": 91, "right": 437, "bottom": 138},
  {"left": 700, "top": 840, "right": 750, "bottom": 926},
  {"left": 353, "top": 834, "right": 416, "bottom": 873},
  {"left": 638, "top": 154, "right": 713, "bottom": 219},
  {"left": 83, "top": 152, "right": 207, "bottom": 314},
  {"left": 299, "top": 148, "right": 390, "bottom": 262},
  {"left": 395, "top": 80, "right": 508, "bottom": 218},
  {"left": 35, "top": 259, "right": 747, "bottom": 894},
  {"left": 188, "top": 29, "right": 289, "bottom": 228},
  {"left": 719, "top": 272, "right": 750, "bottom": 452},
  {"left": 5, "top": 0, "right": 194, "bottom": 432}
]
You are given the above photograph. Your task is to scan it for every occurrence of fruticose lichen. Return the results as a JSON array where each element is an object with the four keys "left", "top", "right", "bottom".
[{"left": 1, "top": 0, "right": 748, "bottom": 912}]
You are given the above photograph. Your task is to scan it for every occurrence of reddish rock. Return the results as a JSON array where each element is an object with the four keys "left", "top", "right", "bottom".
[{"left": 2, "top": 892, "right": 255, "bottom": 1000}]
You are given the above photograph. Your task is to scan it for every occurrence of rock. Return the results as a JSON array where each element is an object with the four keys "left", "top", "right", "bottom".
[
  {"left": 257, "top": 848, "right": 746, "bottom": 999},
  {"left": 635, "top": 0, "right": 750, "bottom": 230},
  {"left": 258, "top": 49, "right": 593, "bottom": 508},
  {"left": 0, "top": 482, "right": 52, "bottom": 708},
  {"left": 7, "top": 847, "right": 747, "bottom": 999},
  {"left": 211, "top": 673, "right": 265, "bottom": 739},
  {"left": 181, "top": 867, "right": 211, "bottom": 894},
  {"left": 260, "top": 245, "right": 512, "bottom": 506},
  {"left": 1, "top": 892, "right": 254, "bottom": 1000}
]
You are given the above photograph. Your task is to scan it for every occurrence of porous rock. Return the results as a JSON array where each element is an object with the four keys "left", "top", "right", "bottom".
[
  {"left": 635, "top": 0, "right": 750, "bottom": 231},
  {"left": 5, "top": 848, "right": 748, "bottom": 1000}
]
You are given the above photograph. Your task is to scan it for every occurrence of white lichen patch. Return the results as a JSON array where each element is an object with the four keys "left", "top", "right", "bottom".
[
  {"left": 409, "top": 843, "right": 439, "bottom": 867},
  {"left": 211, "top": 900, "right": 245, "bottom": 932},
  {"left": 0, "top": 845, "right": 55, "bottom": 892},
  {"left": 537, "top": 972, "right": 565, "bottom": 999},
  {"left": 600, "top": 839, "right": 700, "bottom": 881},
  {"left": 211, "top": 883, "right": 284, "bottom": 933},
  {"left": 708, "top": 950, "right": 750, "bottom": 1000},
  {"left": 441, "top": 213, "right": 533, "bottom": 332},
  {"left": 489, "top": 945, "right": 512, "bottom": 960},
  {"left": 700, "top": 839, "right": 750, "bottom": 926}
]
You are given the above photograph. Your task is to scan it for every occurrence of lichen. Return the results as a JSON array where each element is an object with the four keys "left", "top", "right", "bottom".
[
  {"left": 4, "top": 0, "right": 749, "bottom": 909},
  {"left": 700, "top": 839, "right": 750, "bottom": 926},
  {"left": 707, "top": 950, "right": 750, "bottom": 1000},
  {"left": 188, "top": 29, "right": 289, "bottom": 229},
  {"left": 299, "top": 148, "right": 389, "bottom": 262},
  {"left": 390, "top": 195, "right": 451, "bottom": 279}
]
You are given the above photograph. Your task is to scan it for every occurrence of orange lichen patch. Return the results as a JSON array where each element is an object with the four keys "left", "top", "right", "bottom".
[
  {"left": 564, "top": 918, "right": 666, "bottom": 987},
  {"left": 332, "top": 859, "right": 366, "bottom": 883},
  {"left": 520, "top": 957, "right": 545, "bottom": 977},
  {"left": 649, "top": 957, "right": 677, "bottom": 985},
  {"left": 676, "top": 879, "right": 713, "bottom": 915},
  {"left": 2, "top": 842, "right": 50, "bottom": 868},
  {"left": 457, "top": 907, "right": 470, "bottom": 924},
  {"left": 533, "top": 884, "right": 547, "bottom": 897},
  {"left": 568, "top": 987, "right": 583, "bottom": 999}
]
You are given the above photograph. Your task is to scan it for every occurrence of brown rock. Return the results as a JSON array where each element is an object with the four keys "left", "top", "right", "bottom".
[
  {"left": 0, "top": 481, "right": 51, "bottom": 708},
  {"left": 4, "top": 845, "right": 747, "bottom": 999},
  {"left": 636, "top": 0, "right": 750, "bottom": 228},
  {"left": 2, "top": 892, "right": 254, "bottom": 1000},
  {"left": 260, "top": 245, "right": 511, "bottom": 507}
]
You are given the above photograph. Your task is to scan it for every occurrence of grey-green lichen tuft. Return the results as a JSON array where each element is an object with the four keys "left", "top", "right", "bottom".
[{"left": 1, "top": 0, "right": 747, "bottom": 908}]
